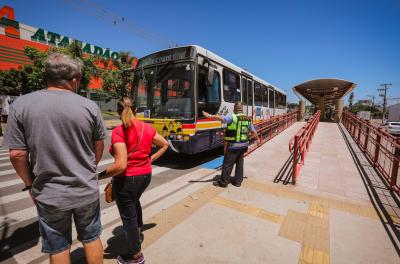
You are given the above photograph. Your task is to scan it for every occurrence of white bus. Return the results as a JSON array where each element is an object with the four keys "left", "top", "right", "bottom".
[{"left": 132, "top": 45, "right": 287, "bottom": 154}]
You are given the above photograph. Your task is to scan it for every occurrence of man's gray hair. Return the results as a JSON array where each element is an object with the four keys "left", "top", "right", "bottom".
[{"left": 45, "top": 53, "right": 83, "bottom": 85}]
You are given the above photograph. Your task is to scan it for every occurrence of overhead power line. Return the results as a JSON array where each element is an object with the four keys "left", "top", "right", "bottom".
[{"left": 61, "top": 0, "right": 174, "bottom": 48}]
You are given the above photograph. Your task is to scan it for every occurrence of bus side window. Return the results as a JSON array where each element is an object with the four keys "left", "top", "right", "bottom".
[
  {"left": 275, "top": 91, "right": 280, "bottom": 109},
  {"left": 268, "top": 88, "right": 274, "bottom": 109},
  {"left": 198, "top": 66, "right": 221, "bottom": 117},
  {"left": 223, "top": 69, "right": 240, "bottom": 103},
  {"left": 275, "top": 91, "right": 285, "bottom": 109},
  {"left": 254, "top": 82, "right": 262, "bottom": 106},
  {"left": 242, "top": 78, "right": 247, "bottom": 105},
  {"left": 247, "top": 80, "right": 253, "bottom": 107},
  {"left": 262, "top": 85, "right": 268, "bottom": 107},
  {"left": 283, "top": 94, "right": 287, "bottom": 108}
]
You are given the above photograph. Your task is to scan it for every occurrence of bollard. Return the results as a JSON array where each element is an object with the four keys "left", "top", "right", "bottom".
[
  {"left": 390, "top": 139, "right": 400, "bottom": 191},
  {"left": 374, "top": 129, "right": 382, "bottom": 164}
]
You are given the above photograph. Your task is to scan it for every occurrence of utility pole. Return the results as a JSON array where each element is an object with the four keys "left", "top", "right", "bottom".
[{"left": 378, "top": 83, "right": 391, "bottom": 123}]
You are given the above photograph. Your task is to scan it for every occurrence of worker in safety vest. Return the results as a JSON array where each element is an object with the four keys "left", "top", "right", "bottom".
[{"left": 203, "top": 102, "right": 260, "bottom": 187}]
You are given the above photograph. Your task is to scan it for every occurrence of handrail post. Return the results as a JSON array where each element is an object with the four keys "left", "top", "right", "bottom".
[
  {"left": 349, "top": 117, "right": 353, "bottom": 134},
  {"left": 343, "top": 113, "right": 346, "bottom": 127},
  {"left": 292, "top": 135, "right": 300, "bottom": 184},
  {"left": 270, "top": 123, "right": 272, "bottom": 140},
  {"left": 390, "top": 139, "right": 400, "bottom": 191},
  {"left": 374, "top": 129, "right": 382, "bottom": 164},
  {"left": 357, "top": 120, "right": 362, "bottom": 144},
  {"left": 364, "top": 124, "right": 370, "bottom": 150}
]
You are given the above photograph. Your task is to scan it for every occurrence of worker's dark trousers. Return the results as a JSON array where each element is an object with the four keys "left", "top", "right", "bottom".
[{"left": 219, "top": 148, "right": 247, "bottom": 185}]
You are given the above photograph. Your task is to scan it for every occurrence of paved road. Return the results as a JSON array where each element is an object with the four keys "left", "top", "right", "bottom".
[{"left": 0, "top": 131, "right": 223, "bottom": 263}]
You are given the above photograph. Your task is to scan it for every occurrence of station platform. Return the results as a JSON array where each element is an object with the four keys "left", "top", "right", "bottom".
[
  {"left": 119, "top": 122, "right": 398, "bottom": 263},
  {"left": 7, "top": 122, "right": 399, "bottom": 264}
]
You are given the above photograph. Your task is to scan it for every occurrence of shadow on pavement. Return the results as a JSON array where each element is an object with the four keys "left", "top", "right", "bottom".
[
  {"left": 103, "top": 223, "right": 157, "bottom": 260},
  {"left": 189, "top": 174, "right": 221, "bottom": 183},
  {"left": 338, "top": 123, "right": 400, "bottom": 256},
  {"left": 0, "top": 220, "right": 40, "bottom": 262},
  {"left": 153, "top": 147, "right": 223, "bottom": 170},
  {"left": 273, "top": 152, "right": 294, "bottom": 185}
]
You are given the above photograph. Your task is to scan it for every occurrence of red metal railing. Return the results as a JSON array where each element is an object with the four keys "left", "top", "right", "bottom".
[
  {"left": 289, "top": 111, "right": 321, "bottom": 184},
  {"left": 246, "top": 111, "right": 298, "bottom": 155},
  {"left": 342, "top": 111, "right": 400, "bottom": 195}
]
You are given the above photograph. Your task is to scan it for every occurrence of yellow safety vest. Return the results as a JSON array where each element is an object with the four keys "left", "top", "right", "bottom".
[{"left": 224, "top": 114, "right": 251, "bottom": 142}]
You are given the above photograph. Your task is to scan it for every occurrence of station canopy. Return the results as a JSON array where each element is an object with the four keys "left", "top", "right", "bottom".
[{"left": 293, "top": 79, "right": 356, "bottom": 108}]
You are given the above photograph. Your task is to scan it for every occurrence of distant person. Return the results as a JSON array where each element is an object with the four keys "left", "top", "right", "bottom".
[
  {"left": 99, "top": 97, "right": 169, "bottom": 264},
  {"left": 203, "top": 102, "right": 260, "bottom": 187},
  {"left": 3, "top": 53, "right": 106, "bottom": 263},
  {"left": 182, "top": 80, "right": 191, "bottom": 97}
]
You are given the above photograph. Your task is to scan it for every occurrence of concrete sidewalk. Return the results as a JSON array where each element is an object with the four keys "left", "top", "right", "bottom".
[
  {"left": 6, "top": 121, "right": 399, "bottom": 263},
  {"left": 100, "top": 121, "right": 398, "bottom": 263}
]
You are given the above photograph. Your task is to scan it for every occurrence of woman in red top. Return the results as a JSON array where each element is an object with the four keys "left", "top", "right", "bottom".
[{"left": 100, "top": 97, "right": 168, "bottom": 264}]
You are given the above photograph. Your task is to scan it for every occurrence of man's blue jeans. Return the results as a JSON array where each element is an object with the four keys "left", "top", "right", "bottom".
[{"left": 36, "top": 199, "right": 101, "bottom": 254}]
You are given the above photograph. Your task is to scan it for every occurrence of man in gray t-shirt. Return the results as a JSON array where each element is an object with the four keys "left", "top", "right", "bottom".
[{"left": 3, "top": 53, "right": 106, "bottom": 263}]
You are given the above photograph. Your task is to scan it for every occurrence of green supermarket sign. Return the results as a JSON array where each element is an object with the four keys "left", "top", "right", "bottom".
[{"left": 30, "top": 28, "right": 120, "bottom": 60}]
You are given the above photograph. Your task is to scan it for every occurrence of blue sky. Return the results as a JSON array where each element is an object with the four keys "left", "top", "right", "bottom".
[{"left": 4, "top": 0, "right": 400, "bottom": 104}]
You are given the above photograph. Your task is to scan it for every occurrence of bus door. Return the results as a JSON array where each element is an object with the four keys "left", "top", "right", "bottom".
[
  {"left": 197, "top": 60, "right": 222, "bottom": 118},
  {"left": 241, "top": 77, "right": 253, "bottom": 118},
  {"left": 268, "top": 87, "right": 275, "bottom": 116}
]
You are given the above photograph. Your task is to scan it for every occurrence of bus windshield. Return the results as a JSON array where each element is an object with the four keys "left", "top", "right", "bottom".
[{"left": 133, "top": 62, "right": 194, "bottom": 120}]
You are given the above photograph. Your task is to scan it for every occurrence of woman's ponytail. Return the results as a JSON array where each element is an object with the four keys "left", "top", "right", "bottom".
[{"left": 118, "top": 97, "right": 137, "bottom": 129}]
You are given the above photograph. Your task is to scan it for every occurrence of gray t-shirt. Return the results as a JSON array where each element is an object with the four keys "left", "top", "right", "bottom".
[{"left": 3, "top": 89, "right": 107, "bottom": 210}]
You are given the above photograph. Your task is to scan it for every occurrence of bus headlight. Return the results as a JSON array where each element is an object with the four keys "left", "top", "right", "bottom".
[{"left": 176, "top": 135, "right": 183, "bottom": 140}]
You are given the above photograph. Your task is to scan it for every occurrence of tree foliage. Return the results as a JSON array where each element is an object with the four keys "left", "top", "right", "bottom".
[
  {"left": 349, "top": 101, "right": 382, "bottom": 116},
  {"left": 0, "top": 69, "right": 23, "bottom": 95},
  {"left": 287, "top": 102, "right": 299, "bottom": 110},
  {"left": 0, "top": 44, "right": 101, "bottom": 95},
  {"left": 348, "top": 92, "right": 354, "bottom": 109},
  {"left": 101, "top": 51, "right": 135, "bottom": 99},
  {"left": 0, "top": 47, "right": 137, "bottom": 100}
]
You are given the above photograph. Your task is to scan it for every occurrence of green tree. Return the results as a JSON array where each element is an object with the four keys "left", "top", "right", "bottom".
[
  {"left": 0, "top": 44, "right": 100, "bottom": 95},
  {"left": 349, "top": 101, "right": 383, "bottom": 116},
  {"left": 0, "top": 69, "right": 22, "bottom": 95},
  {"left": 20, "top": 46, "right": 47, "bottom": 94},
  {"left": 287, "top": 102, "right": 299, "bottom": 110},
  {"left": 101, "top": 51, "right": 135, "bottom": 99},
  {"left": 348, "top": 92, "right": 354, "bottom": 110}
]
